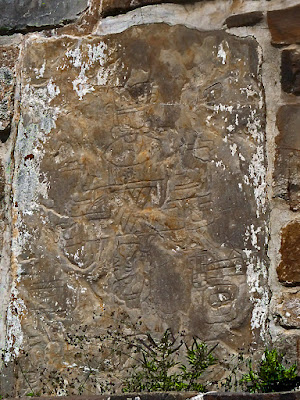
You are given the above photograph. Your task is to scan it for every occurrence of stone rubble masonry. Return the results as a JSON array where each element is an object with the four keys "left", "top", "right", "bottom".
[{"left": 0, "top": 0, "right": 299, "bottom": 397}]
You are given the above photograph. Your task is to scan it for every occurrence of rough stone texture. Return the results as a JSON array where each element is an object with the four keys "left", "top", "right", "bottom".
[
  {"left": 7, "top": 23, "right": 268, "bottom": 394},
  {"left": 276, "top": 291, "right": 300, "bottom": 328},
  {"left": 281, "top": 48, "right": 300, "bottom": 95},
  {"left": 0, "top": 0, "right": 88, "bottom": 33},
  {"left": 277, "top": 221, "right": 300, "bottom": 285},
  {"left": 225, "top": 12, "right": 264, "bottom": 29},
  {"left": 267, "top": 4, "right": 300, "bottom": 45},
  {"left": 274, "top": 105, "right": 300, "bottom": 211},
  {"left": 0, "top": 42, "right": 19, "bottom": 141}
]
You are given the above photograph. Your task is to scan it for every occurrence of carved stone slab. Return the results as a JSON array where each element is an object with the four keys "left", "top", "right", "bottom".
[{"left": 11, "top": 24, "right": 267, "bottom": 394}]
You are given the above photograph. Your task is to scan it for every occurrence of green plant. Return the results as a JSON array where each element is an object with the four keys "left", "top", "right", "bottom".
[
  {"left": 240, "top": 348, "right": 300, "bottom": 393},
  {"left": 122, "top": 328, "right": 217, "bottom": 393},
  {"left": 180, "top": 337, "right": 218, "bottom": 391}
]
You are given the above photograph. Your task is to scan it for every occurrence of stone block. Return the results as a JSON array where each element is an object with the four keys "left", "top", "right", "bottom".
[
  {"left": 225, "top": 11, "right": 263, "bottom": 29},
  {"left": 274, "top": 105, "right": 300, "bottom": 210},
  {"left": 277, "top": 221, "right": 300, "bottom": 285},
  {"left": 276, "top": 291, "right": 300, "bottom": 328},
  {"left": 0, "top": 0, "right": 88, "bottom": 33},
  {"left": 281, "top": 48, "right": 300, "bottom": 95},
  {"left": 267, "top": 4, "right": 300, "bottom": 45}
]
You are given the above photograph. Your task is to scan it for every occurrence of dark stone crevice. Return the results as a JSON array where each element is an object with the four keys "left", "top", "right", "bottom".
[
  {"left": 224, "top": 11, "right": 264, "bottom": 29},
  {"left": 277, "top": 319, "right": 300, "bottom": 330},
  {"left": 0, "top": 125, "right": 11, "bottom": 143},
  {"left": 101, "top": 0, "right": 210, "bottom": 18},
  {"left": 0, "top": 18, "right": 76, "bottom": 36}
]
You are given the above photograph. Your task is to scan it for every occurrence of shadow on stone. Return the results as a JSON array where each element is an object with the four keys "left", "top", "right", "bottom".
[{"left": 0, "top": 125, "right": 11, "bottom": 143}]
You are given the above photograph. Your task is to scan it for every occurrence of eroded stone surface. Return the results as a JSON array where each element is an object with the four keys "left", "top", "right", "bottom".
[
  {"left": 10, "top": 24, "right": 268, "bottom": 394},
  {"left": 0, "top": 43, "right": 19, "bottom": 142},
  {"left": 0, "top": 0, "right": 88, "bottom": 32},
  {"left": 0, "top": 40, "right": 20, "bottom": 374},
  {"left": 277, "top": 221, "right": 300, "bottom": 285},
  {"left": 274, "top": 105, "right": 300, "bottom": 211},
  {"left": 267, "top": 4, "right": 300, "bottom": 45}
]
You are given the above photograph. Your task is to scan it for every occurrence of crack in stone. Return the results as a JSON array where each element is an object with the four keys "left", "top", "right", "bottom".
[
  {"left": 0, "top": 19, "right": 77, "bottom": 36},
  {"left": 101, "top": 0, "right": 210, "bottom": 18}
]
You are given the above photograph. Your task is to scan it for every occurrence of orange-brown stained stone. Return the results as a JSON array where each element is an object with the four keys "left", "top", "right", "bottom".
[
  {"left": 267, "top": 5, "right": 300, "bottom": 45},
  {"left": 278, "top": 221, "right": 300, "bottom": 285},
  {"left": 57, "top": 0, "right": 101, "bottom": 36}
]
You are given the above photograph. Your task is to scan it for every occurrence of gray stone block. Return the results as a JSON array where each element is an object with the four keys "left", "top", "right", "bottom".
[{"left": 0, "top": 0, "right": 88, "bottom": 33}]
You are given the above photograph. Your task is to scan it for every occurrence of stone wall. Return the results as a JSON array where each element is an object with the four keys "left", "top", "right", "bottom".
[{"left": 0, "top": 0, "right": 299, "bottom": 396}]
